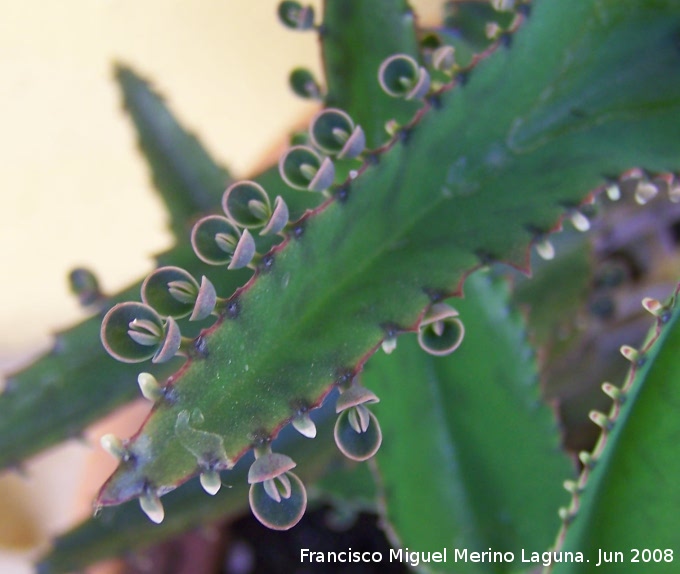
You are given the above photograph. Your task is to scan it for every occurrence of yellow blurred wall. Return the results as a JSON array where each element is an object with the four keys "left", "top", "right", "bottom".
[{"left": 0, "top": 0, "right": 323, "bottom": 359}]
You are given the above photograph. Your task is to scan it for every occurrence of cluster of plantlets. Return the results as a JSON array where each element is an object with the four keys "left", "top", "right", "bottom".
[{"left": 2, "top": 0, "right": 680, "bottom": 572}]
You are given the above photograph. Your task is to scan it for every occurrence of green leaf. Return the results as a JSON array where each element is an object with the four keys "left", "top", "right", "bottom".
[
  {"left": 513, "top": 230, "right": 593, "bottom": 346},
  {"left": 364, "top": 273, "right": 572, "bottom": 573},
  {"left": 437, "top": 1, "right": 515, "bottom": 67},
  {"left": 321, "top": 0, "right": 421, "bottom": 148},
  {"left": 551, "top": 285, "right": 680, "bottom": 574},
  {"left": 114, "top": 64, "right": 230, "bottom": 237}
]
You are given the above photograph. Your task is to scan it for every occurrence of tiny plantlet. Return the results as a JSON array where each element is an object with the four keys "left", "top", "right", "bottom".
[{"left": 2, "top": 1, "right": 680, "bottom": 572}]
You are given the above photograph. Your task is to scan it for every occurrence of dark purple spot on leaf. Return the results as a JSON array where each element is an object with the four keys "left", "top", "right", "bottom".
[
  {"left": 226, "top": 299, "right": 240, "bottom": 319},
  {"left": 334, "top": 185, "right": 350, "bottom": 203},
  {"left": 423, "top": 288, "right": 446, "bottom": 303},
  {"left": 193, "top": 336, "right": 209, "bottom": 359},
  {"left": 398, "top": 128, "right": 412, "bottom": 145},
  {"left": 335, "top": 369, "right": 355, "bottom": 389},
  {"left": 260, "top": 254, "right": 275, "bottom": 273},
  {"left": 365, "top": 153, "right": 379, "bottom": 166},
  {"left": 292, "top": 223, "right": 305, "bottom": 239}
]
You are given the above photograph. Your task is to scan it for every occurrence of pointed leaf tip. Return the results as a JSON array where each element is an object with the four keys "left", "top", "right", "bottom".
[
  {"left": 101, "top": 302, "right": 166, "bottom": 363},
  {"left": 249, "top": 471, "right": 307, "bottom": 530},
  {"left": 227, "top": 229, "right": 256, "bottom": 270}
]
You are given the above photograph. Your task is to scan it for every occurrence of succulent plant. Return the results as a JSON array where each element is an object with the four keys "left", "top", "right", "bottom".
[{"left": 3, "top": 0, "right": 680, "bottom": 572}]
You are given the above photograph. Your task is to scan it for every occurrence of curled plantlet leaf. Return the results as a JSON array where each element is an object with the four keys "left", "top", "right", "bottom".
[
  {"left": 222, "top": 181, "right": 289, "bottom": 236},
  {"left": 605, "top": 183, "right": 621, "bottom": 201},
  {"left": 309, "top": 108, "right": 365, "bottom": 159},
  {"left": 641, "top": 297, "right": 672, "bottom": 322},
  {"left": 334, "top": 405, "right": 382, "bottom": 461},
  {"left": 378, "top": 54, "right": 430, "bottom": 100},
  {"left": 634, "top": 180, "right": 658, "bottom": 205},
  {"left": 100, "top": 433, "right": 127, "bottom": 461},
  {"left": 186, "top": 276, "right": 217, "bottom": 321},
  {"left": 601, "top": 382, "right": 625, "bottom": 403},
  {"left": 563, "top": 480, "right": 581, "bottom": 495},
  {"left": 485, "top": 22, "right": 502, "bottom": 40},
  {"left": 137, "top": 372, "right": 163, "bottom": 402},
  {"left": 248, "top": 452, "right": 296, "bottom": 484},
  {"left": 141, "top": 266, "right": 200, "bottom": 319},
  {"left": 291, "top": 412, "right": 316, "bottom": 438},
  {"left": 191, "top": 215, "right": 256, "bottom": 269},
  {"left": 668, "top": 179, "right": 680, "bottom": 203},
  {"left": 417, "top": 303, "right": 465, "bottom": 356},
  {"left": 222, "top": 181, "right": 271, "bottom": 228},
  {"left": 228, "top": 229, "right": 256, "bottom": 269},
  {"left": 277, "top": 1, "right": 315, "bottom": 31},
  {"left": 151, "top": 316, "right": 182, "bottom": 363},
  {"left": 279, "top": 146, "right": 335, "bottom": 192},
  {"left": 589, "top": 410, "right": 612, "bottom": 430},
  {"left": 248, "top": 451, "right": 306, "bottom": 530},
  {"left": 570, "top": 210, "right": 591, "bottom": 232},
  {"left": 384, "top": 119, "right": 401, "bottom": 138},
  {"left": 68, "top": 267, "right": 103, "bottom": 307},
  {"left": 101, "top": 302, "right": 181, "bottom": 364},
  {"left": 249, "top": 471, "right": 306, "bottom": 530},
  {"left": 260, "top": 196, "right": 289, "bottom": 236},
  {"left": 432, "top": 45, "right": 456, "bottom": 73},
  {"left": 139, "top": 489, "right": 164, "bottom": 524},
  {"left": 289, "top": 68, "right": 322, "bottom": 100},
  {"left": 199, "top": 469, "right": 222, "bottom": 496},
  {"left": 332, "top": 379, "right": 381, "bottom": 460},
  {"left": 620, "top": 345, "right": 642, "bottom": 364},
  {"left": 579, "top": 451, "right": 596, "bottom": 469},
  {"left": 335, "top": 383, "right": 379, "bottom": 413}
]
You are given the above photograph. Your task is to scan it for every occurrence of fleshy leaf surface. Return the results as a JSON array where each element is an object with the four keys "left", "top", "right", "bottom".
[
  {"left": 321, "top": 0, "right": 421, "bottom": 148},
  {"left": 98, "top": 0, "right": 680, "bottom": 510},
  {"left": 364, "top": 272, "right": 572, "bottom": 572},
  {"left": 37, "top": 400, "right": 340, "bottom": 574}
]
